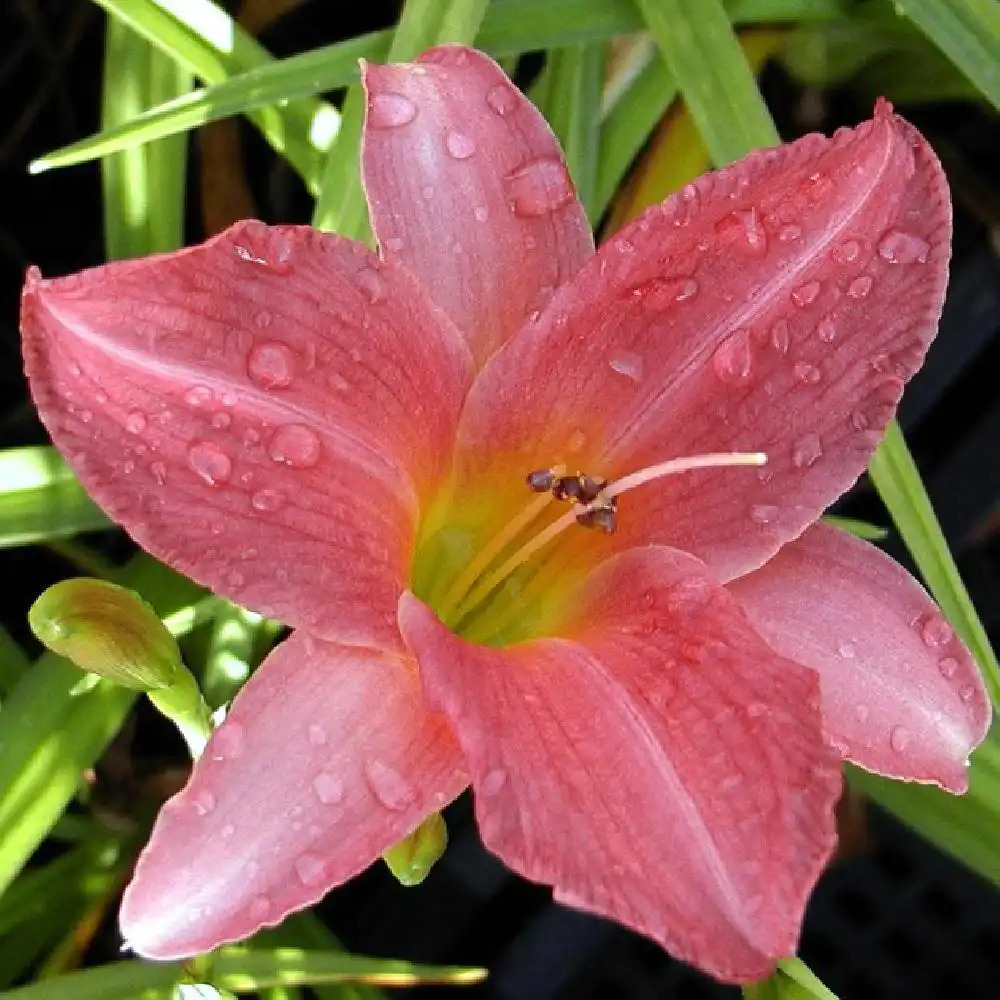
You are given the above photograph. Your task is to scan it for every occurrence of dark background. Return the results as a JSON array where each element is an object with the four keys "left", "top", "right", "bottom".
[{"left": 2, "top": 1, "right": 999, "bottom": 997}]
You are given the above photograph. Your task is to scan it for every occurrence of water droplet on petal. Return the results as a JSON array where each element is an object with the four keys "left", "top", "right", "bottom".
[
  {"left": 960, "top": 685, "right": 976, "bottom": 702},
  {"left": 832, "top": 240, "right": 861, "bottom": 264},
  {"left": 816, "top": 317, "right": 837, "bottom": 343},
  {"left": 917, "top": 612, "right": 954, "bottom": 648},
  {"left": 368, "top": 92, "right": 417, "bottom": 128},
  {"left": 778, "top": 224, "right": 802, "bottom": 242},
  {"left": 847, "top": 275, "right": 873, "bottom": 299},
  {"left": 312, "top": 772, "right": 344, "bottom": 805},
  {"left": 608, "top": 351, "right": 644, "bottom": 381},
  {"left": 486, "top": 83, "right": 518, "bottom": 116},
  {"left": 294, "top": 852, "right": 326, "bottom": 885},
  {"left": 151, "top": 462, "right": 167, "bottom": 485},
  {"left": 749, "top": 504, "right": 779, "bottom": 526},
  {"left": 889, "top": 725, "right": 910, "bottom": 752},
  {"left": 769, "top": 319, "right": 790, "bottom": 354},
  {"left": 184, "top": 385, "right": 213, "bottom": 408},
  {"left": 211, "top": 723, "right": 244, "bottom": 760},
  {"left": 837, "top": 641, "right": 857, "bottom": 659},
  {"left": 502, "top": 158, "right": 574, "bottom": 218},
  {"left": 481, "top": 768, "right": 508, "bottom": 796},
  {"left": 567, "top": 428, "right": 586, "bottom": 453},
  {"left": 247, "top": 342, "right": 296, "bottom": 390},
  {"left": 192, "top": 791, "right": 216, "bottom": 816},
  {"left": 364, "top": 759, "right": 415, "bottom": 811},
  {"left": 675, "top": 278, "right": 699, "bottom": 302},
  {"left": 792, "top": 433, "right": 823, "bottom": 468},
  {"left": 938, "top": 657, "right": 959, "bottom": 679},
  {"left": 712, "top": 329, "right": 753, "bottom": 384},
  {"left": 308, "top": 724, "right": 327, "bottom": 746},
  {"left": 356, "top": 267, "right": 384, "bottom": 303},
  {"left": 791, "top": 280, "right": 821, "bottom": 307},
  {"left": 878, "top": 230, "right": 929, "bottom": 264},
  {"left": 125, "top": 411, "right": 147, "bottom": 434},
  {"left": 267, "top": 424, "right": 321, "bottom": 468},
  {"left": 445, "top": 130, "right": 476, "bottom": 159},
  {"left": 793, "top": 361, "right": 821, "bottom": 384},
  {"left": 187, "top": 441, "right": 232, "bottom": 486},
  {"left": 251, "top": 489, "right": 284, "bottom": 513},
  {"left": 420, "top": 184, "right": 434, "bottom": 201},
  {"left": 211, "top": 412, "right": 231, "bottom": 430},
  {"left": 715, "top": 208, "right": 767, "bottom": 252},
  {"left": 221, "top": 823, "right": 236, "bottom": 839},
  {"left": 473, "top": 205, "right": 489, "bottom": 222}
]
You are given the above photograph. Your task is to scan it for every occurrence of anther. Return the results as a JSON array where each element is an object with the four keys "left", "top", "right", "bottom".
[{"left": 526, "top": 468, "right": 557, "bottom": 493}]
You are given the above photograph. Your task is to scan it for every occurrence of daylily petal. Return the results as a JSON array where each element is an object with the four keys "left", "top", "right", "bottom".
[
  {"left": 361, "top": 45, "right": 594, "bottom": 364},
  {"left": 400, "top": 546, "right": 841, "bottom": 983},
  {"left": 21, "top": 221, "right": 472, "bottom": 645},
  {"left": 120, "top": 630, "right": 468, "bottom": 959},
  {"left": 728, "top": 523, "right": 990, "bottom": 792},
  {"left": 452, "top": 102, "right": 950, "bottom": 580}
]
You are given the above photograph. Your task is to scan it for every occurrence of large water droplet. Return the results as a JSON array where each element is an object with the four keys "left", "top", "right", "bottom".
[
  {"left": 125, "top": 411, "right": 147, "bottom": 434},
  {"left": 294, "top": 852, "right": 327, "bottom": 885},
  {"left": 749, "top": 504, "right": 779, "bottom": 526},
  {"left": 889, "top": 725, "right": 910, "bottom": 752},
  {"left": 445, "top": 130, "right": 476, "bottom": 159},
  {"left": 832, "top": 240, "right": 861, "bottom": 264},
  {"left": 368, "top": 92, "right": 417, "bottom": 128},
  {"left": 791, "top": 433, "right": 823, "bottom": 468},
  {"left": 192, "top": 791, "right": 216, "bottom": 816},
  {"left": 878, "top": 230, "right": 929, "bottom": 264},
  {"left": 502, "top": 158, "right": 574, "bottom": 218},
  {"left": 938, "top": 657, "right": 959, "bottom": 679},
  {"left": 267, "top": 424, "right": 321, "bottom": 468},
  {"left": 364, "top": 759, "right": 415, "bottom": 811},
  {"left": 608, "top": 351, "right": 644, "bottom": 381},
  {"left": 793, "top": 361, "right": 821, "bottom": 384},
  {"left": 791, "top": 280, "right": 821, "bottom": 307},
  {"left": 251, "top": 489, "right": 284, "bottom": 513},
  {"left": 247, "top": 342, "right": 295, "bottom": 390},
  {"left": 312, "top": 772, "right": 345, "bottom": 805},
  {"left": 715, "top": 208, "right": 767, "bottom": 252},
  {"left": 847, "top": 275, "right": 873, "bottom": 299},
  {"left": 481, "top": 768, "right": 508, "bottom": 796},
  {"left": 187, "top": 441, "right": 232, "bottom": 486},
  {"left": 486, "top": 83, "right": 518, "bottom": 116},
  {"left": 211, "top": 723, "right": 244, "bottom": 761},
  {"left": 712, "top": 329, "right": 753, "bottom": 384},
  {"left": 917, "top": 612, "right": 954, "bottom": 648},
  {"left": 184, "top": 385, "right": 213, "bottom": 408}
]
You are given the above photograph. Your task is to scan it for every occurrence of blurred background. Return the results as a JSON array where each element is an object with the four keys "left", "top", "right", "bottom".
[{"left": 1, "top": 1, "right": 999, "bottom": 998}]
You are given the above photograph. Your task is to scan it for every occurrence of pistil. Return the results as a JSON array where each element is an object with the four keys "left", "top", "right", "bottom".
[{"left": 444, "top": 451, "right": 767, "bottom": 629}]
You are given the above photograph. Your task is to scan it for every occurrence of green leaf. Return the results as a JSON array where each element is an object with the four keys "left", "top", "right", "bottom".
[
  {"left": 0, "top": 447, "right": 110, "bottom": 549},
  {"left": 868, "top": 421, "right": 1000, "bottom": 709},
  {"left": 891, "top": 0, "right": 1000, "bottom": 110},
  {"left": 101, "top": 18, "right": 190, "bottom": 259},
  {"left": 530, "top": 42, "right": 605, "bottom": 220},
  {"left": 634, "top": 0, "right": 779, "bottom": 166},
  {"left": 595, "top": 40, "right": 677, "bottom": 219},
  {"left": 311, "top": 0, "right": 489, "bottom": 236},
  {"left": 848, "top": 722, "right": 1000, "bottom": 887},
  {"left": 743, "top": 957, "right": 840, "bottom": 999},
  {"left": 0, "top": 960, "right": 179, "bottom": 1000},
  {"left": 0, "top": 626, "right": 30, "bottom": 698},
  {"left": 822, "top": 515, "right": 888, "bottom": 542},
  {"left": 91, "top": 0, "right": 330, "bottom": 193}
]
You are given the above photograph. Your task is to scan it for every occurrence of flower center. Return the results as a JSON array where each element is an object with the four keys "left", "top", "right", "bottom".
[{"left": 417, "top": 449, "right": 766, "bottom": 645}]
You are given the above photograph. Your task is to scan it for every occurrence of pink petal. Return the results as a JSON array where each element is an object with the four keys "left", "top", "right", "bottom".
[
  {"left": 728, "top": 523, "right": 990, "bottom": 792},
  {"left": 361, "top": 45, "right": 594, "bottom": 365},
  {"left": 400, "top": 546, "right": 841, "bottom": 983},
  {"left": 21, "top": 221, "right": 472, "bottom": 645},
  {"left": 120, "top": 630, "right": 468, "bottom": 959},
  {"left": 452, "top": 103, "right": 950, "bottom": 580}
]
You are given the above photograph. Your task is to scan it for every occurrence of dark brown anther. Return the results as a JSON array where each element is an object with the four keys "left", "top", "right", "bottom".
[
  {"left": 552, "top": 474, "right": 607, "bottom": 504},
  {"left": 576, "top": 500, "right": 618, "bottom": 534},
  {"left": 526, "top": 468, "right": 556, "bottom": 492}
]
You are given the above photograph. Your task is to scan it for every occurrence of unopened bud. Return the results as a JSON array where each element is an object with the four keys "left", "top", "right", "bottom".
[
  {"left": 382, "top": 812, "right": 448, "bottom": 887},
  {"left": 29, "top": 578, "right": 181, "bottom": 691}
]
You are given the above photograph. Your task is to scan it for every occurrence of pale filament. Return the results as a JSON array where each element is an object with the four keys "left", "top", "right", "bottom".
[{"left": 449, "top": 451, "right": 767, "bottom": 624}]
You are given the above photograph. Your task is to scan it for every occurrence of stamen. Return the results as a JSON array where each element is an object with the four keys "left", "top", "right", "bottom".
[
  {"left": 449, "top": 450, "right": 767, "bottom": 623},
  {"left": 436, "top": 466, "right": 565, "bottom": 621}
]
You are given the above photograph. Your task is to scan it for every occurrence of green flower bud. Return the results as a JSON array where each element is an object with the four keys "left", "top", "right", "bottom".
[
  {"left": 29, "top": 577, "right": 181, "bottom": 691},
  {"left": 382, "top": 811, "right": 449, "bottom": 887}
]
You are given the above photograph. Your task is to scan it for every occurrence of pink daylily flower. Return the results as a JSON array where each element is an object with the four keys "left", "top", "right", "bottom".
[{"left": 20, "top": 46, "right": 990, "bottom": 983}]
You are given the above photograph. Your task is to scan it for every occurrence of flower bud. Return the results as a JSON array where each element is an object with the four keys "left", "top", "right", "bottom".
[
  {"left": 29, "top": 578, "right": 182, "bottom": 691},
  {"left": 382, "top": 812, "right": 448, "bottom": 887}
]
